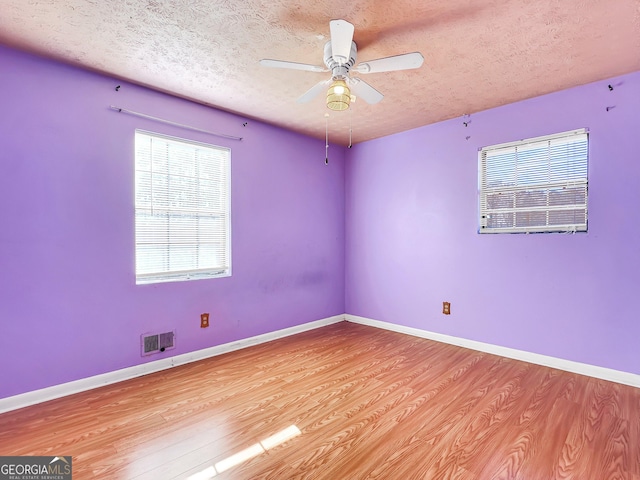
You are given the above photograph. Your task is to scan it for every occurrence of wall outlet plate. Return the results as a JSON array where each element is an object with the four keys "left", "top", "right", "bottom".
[
  {"left": 201, "top": 313, "right": 210, "bottom": 328},
  {"left": 443, "top": 302, "right": 451, "bottom": 315}
]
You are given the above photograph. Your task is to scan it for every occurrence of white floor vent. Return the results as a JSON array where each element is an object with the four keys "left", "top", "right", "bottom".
[{"left": 141, "top": 330, "right": 176, "bottom": 356}]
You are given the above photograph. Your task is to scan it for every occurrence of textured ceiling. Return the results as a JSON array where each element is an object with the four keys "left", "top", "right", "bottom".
[{"left": 1, "top": 0, "right": 639, "bottom": 145}]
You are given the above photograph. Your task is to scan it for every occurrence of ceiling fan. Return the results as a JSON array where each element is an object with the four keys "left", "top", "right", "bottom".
[{"left": 259, "top": 19, "right": 424, "bottom": 111}]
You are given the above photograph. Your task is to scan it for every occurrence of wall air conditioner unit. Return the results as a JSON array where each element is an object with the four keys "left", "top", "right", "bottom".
[{"left": 141, "top": 330, "right": 176, "bottom": 356}]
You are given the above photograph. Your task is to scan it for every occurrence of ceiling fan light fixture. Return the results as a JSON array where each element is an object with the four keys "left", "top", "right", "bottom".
[{"left": 326, "top": 80, "right": 351, "bottom": 111}]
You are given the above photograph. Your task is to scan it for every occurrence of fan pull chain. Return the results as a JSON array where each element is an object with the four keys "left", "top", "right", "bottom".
[
  {"left": 325, "top": 113, "right": 329, "bottom": 165},
  {"left": 349, "top": 107, "right": 353, "bottom": 148}
]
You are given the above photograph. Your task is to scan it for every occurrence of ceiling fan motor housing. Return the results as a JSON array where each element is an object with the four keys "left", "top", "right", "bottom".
[
  {"left": 260, "top": 19, "right": 423, "bottom": 107},
  {"left": 324, "top": 41, "right": 357, "bottom": 80}
]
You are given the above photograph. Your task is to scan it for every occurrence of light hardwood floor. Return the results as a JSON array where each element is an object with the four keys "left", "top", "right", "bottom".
[{"left": 1, "top": 321, "right": 639, "bottom": 479}]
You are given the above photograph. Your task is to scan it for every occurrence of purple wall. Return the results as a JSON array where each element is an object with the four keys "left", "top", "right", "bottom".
[
  {"left": 0, "top": 45, "right": 345, "bottom": 399},
  {"left": 346, "top": 70, "right": 640, "bottom": 375},
  {"left": 2, "top": 41, "right": 638, "bottom": 401}
]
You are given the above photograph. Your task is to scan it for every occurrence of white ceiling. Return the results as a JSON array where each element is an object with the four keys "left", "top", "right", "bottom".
[{"left": 1, "top": 0, "right": 639, "bottom": 145}]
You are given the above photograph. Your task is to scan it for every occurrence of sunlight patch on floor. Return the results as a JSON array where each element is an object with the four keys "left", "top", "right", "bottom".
[{"left": 187, "top": 425, "right": 302, "bottom": 479}]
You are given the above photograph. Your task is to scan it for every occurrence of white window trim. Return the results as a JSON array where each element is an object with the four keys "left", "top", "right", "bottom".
[
  {"left": 134, "top": 130, "right": 231, "bottom": 284},
  {"left": 478, "top": 128, "right": 589, "bottom": 234}
]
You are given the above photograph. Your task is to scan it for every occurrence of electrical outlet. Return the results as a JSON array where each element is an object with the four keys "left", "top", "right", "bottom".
[
  {"left": 443, "top": 302, "right": 451, "bottom": 315},
  {"left": 200, "top": 313, "right": 210, "bottom": 328}
]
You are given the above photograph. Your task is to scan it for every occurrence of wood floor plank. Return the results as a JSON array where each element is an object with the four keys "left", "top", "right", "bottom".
[
  {"left": 1, "top": 321, "right": 638, "bottom": 479},
  {"left": 553, "top": 378, "right": 630, "bottom": 479},
  {"left": 630, "top": 389, "right": 640, "bottom": 476},
  {"left": 471, "top": 369, "right": 577, "bottom": 479},
  {"left": 418, "top": 364, "right": 532, "bottom": 478}
]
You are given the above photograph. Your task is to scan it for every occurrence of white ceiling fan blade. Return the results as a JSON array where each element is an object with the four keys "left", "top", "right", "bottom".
[
  {"left": 297, "top": 79, "right": 332, "bottom": 103},
  {"left": 349, "top": 78, "right": 384, "bottom": 104},
  {"left": 329, "top": 19, "right": 355, "bottom": 64},
  {"left": 353, "top": 52, "right": 424, "bottom": 74},
  {"left": 259, "top": 59, "right": 327, "bottom": 73}
]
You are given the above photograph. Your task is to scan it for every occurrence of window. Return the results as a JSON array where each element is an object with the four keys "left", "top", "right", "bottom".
[
  {"left": 479, "top": 129, "right": 588, "bottom": 234},
  {"left": 134, "top": 131, "right": 231, "bottom": 284}
]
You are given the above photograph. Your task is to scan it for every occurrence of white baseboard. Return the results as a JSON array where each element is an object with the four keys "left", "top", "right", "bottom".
[
  {"left": 0, "top": 315, "right": 345, "bottom": 414},
  {"left": 346, "top": 314, "right": 640, "bottom": 389},
  {"left": 4, "top": 312, "right": 636, "bottom": 414}
]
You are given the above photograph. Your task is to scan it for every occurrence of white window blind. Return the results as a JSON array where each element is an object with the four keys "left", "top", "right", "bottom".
[
  {"left": 479, "top": 129, "right": 588, "bottom": 234},
  {"left": 135, "top": 130, "right": 231, "bottom": 284}
]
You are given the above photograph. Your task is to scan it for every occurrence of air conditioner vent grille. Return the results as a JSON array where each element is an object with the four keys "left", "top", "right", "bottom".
[
  {"left": 159, "top": 331, "right": 175, "bottom": 349},
  {"left": 141, "top": 330, "right": 176, "bottom": 356}
]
